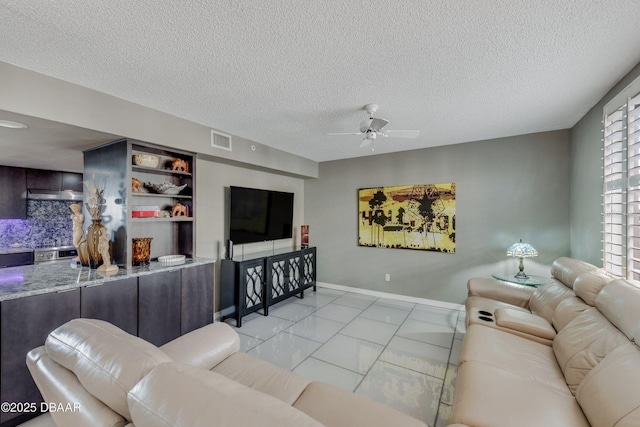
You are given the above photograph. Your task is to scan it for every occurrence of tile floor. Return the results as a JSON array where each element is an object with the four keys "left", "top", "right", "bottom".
[{"left": 228, "top": 286, "right": 466, "bottom": 427}]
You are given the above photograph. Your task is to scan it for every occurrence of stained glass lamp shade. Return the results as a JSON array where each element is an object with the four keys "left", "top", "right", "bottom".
[{"left": 507, "top": 239, "right": 538, "bottom": 279}]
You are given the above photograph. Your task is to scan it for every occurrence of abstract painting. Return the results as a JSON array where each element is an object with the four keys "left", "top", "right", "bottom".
[{"left": 358, "top": 183, "right": 456, "bottom": 252}]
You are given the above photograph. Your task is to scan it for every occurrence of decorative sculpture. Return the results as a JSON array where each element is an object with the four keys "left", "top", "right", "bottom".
[
  {"left": 97, "top": 227, "right": 118, "bottom": 272},
  {"left": 132, "top": 177, "right": 143, "bottom": 193},
  {"left": 171, "top": 158, "right": 189, "bottom": 173},
  {"left": 70, "top": 204, "right": 90, "bottom": 266},
  {"left": 172, "top": 202, "right": 188, "bottom": 217}
]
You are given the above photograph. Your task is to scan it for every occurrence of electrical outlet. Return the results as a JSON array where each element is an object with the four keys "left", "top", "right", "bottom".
[{"left": 385, "top": 273, "right": 391, "bottom": 282}]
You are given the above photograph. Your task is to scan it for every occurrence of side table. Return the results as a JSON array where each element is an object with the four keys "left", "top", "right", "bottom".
[{"left": 491, "top": 272, "right": 546, "bottom": 288}]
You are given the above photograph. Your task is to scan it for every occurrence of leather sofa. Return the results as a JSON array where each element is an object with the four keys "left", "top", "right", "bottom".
[
  {"left": 26, "top": 318, "right": 427, "bottom": 427},
  {"left": 450, "top": 257, "right": 640, "bottom": 427}
]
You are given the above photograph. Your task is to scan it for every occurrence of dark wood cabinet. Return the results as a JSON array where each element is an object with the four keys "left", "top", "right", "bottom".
[
  {"left": 61, "top": 172, "right": 83, "bottom": 192},
  {"left": 0, "top": 166, "right": 26, "bottom": 219},
  {"left": 26, "top": 169, "right": 83, "bottom": 192},
  {"left": 138, "top": 270, "right": 182, "bottom": 346},
  {"left": 26, "top": 169, "right": 61, "bottom": 190},
  {"left": 181, "top": 263, "right": 214, "bottom": 335},
  {"left": 80, "top": 277, "right": 138, "bottom": 336},
  {"left": 0, "top": 289, "right": 80, "bottom": 424},
  {"left": 221, "top": 248, "right": 316, "bottom": 327}
]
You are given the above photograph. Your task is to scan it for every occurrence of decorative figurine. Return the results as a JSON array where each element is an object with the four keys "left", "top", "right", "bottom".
[
  {"left": 70, "top": 204, "right": 89, "bottom": 266},
  {"left": 171, "top": 158, "right": 189, "bottom": 173},
  {"left": 132, "top": 177, "right": 143, "bottom": 193},
  {"left": 96, "top": 227, "right": 118, "bottom": 273},
  {"left": 172, "top": 202, "right": 188, "bottom": 217}
]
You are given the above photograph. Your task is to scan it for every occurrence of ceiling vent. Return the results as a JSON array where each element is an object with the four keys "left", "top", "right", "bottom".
[{"left": 211, "top": 130, "right": 232, "bottom": 151}]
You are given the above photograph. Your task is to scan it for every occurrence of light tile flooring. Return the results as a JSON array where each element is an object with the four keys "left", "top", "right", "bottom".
[{"left": 228, "top": 286, "right": 465, "bottom": 427}]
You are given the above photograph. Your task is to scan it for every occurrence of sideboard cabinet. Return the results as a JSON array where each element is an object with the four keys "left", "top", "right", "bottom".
[{"left": 220, "top": 247, "right": 316, "bottom": 327}]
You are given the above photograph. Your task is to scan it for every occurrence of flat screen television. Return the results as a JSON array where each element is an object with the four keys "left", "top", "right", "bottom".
[{"left": 229, "top": 186, "right": 294, "bottom": 244}]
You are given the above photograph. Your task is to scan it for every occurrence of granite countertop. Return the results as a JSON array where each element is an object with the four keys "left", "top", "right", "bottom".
[{"left": 0, "top": 257, "right": 214, "bottom": 301}]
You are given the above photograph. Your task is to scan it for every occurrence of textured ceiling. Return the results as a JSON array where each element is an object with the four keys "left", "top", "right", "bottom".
[{"left": 1, "top": 1, "right": 640, "bottom": 162}]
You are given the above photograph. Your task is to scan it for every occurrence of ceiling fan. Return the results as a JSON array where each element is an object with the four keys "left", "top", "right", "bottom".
[{"left": 327, "top": 104, "right": 420, "bottom": 149}]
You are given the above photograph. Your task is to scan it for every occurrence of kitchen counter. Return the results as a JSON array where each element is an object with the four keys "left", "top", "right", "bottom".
[
  {"left": 0, "top": 246, "right": 34, "bottom": 255},
  {"left": 0, "top": 257, "right": 214, "bottom": 301}
]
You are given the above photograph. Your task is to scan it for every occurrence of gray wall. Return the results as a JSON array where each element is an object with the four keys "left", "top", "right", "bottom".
[
  {"left": 305, "top": 131, "right": 570, "bottom": 304},
  {"left": 570, "top": 61, "right": 640, "bottom": 265}
]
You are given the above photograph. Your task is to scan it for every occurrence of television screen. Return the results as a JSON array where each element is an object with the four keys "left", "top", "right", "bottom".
[{"left": 229, "top": 186, "right": 294, "bottom": 244}]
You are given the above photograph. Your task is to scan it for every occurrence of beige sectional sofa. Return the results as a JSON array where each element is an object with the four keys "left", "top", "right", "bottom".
[
  {"left": 450, "top": 257, "right": 640, "bottom": 427},
  {"left": 26, "top": 318, "right": 427, "bottom": 427}
]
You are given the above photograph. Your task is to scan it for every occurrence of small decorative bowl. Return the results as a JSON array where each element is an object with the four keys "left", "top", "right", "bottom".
[
  {"left": 158, "top": 254, "right": 186, "bottom": 266},
  {"left": 144, "top": 182, "right": 187, "bottom": 195},
  {"left": 133, "top": 154, "right": 159, "bottom": 168}
]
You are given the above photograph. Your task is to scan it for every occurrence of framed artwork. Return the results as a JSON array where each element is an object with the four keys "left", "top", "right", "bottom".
[{"left": 358, "top": 183, "right": 456, "bottom": 253}]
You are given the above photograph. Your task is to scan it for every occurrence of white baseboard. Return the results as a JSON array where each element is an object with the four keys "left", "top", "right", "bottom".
[
  {"left": 213, "top": 281, "right": 465, "bottom": 321},
  {"left": 316, "top": 282, "right": 465, "bottom": 311}
]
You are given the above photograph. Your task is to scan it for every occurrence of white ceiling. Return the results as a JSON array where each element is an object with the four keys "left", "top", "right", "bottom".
[{"left": 1, "top": 0, "right": 640, "bottom": 163}]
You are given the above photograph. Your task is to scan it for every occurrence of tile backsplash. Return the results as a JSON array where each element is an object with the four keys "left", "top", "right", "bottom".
[{"left": 0, "top": 200, "right": 75, "bottom": 248}]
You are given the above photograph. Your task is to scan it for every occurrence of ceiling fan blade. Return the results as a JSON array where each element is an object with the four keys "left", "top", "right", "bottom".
[
  {"left": 382, "top": 130, "right": 420, "bottom": 139},
  {"left": 369, "top": 118, "right": 389, "bottom": 132},
  {"left": 326, "top": 132, "right": 363, "bottom": 136},
  {"left": 359, "top": 138, "right": 372, "bottom": 149}
]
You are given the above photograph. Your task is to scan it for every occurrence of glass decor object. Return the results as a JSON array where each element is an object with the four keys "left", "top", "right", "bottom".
[
  {"left": 132, "top": 237, "right": 153, "bottom": 266},
  {"left": 506, "top": 239, "right": 538, "bottom": 279}
]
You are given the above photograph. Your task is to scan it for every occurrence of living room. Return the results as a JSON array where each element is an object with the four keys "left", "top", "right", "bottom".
[{"left": 1, "top": 2, "right": 640, "bottom": 427}]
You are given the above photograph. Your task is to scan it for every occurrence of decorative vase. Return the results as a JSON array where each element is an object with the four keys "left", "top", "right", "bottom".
[
  {"left": 132, "top": 237, "right": 153, "bottom": 266},
  {"left": 86, "top": 218, "right": 107, "bottom": 269}
]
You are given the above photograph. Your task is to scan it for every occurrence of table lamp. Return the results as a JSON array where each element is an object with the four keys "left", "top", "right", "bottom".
[{"left": 507, "top": 239, "right": 538, "bottom": 279}]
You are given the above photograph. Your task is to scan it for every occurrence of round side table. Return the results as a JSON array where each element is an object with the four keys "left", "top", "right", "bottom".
[{"left": 491, "top": 272, "right": 546, "bottom": 287}]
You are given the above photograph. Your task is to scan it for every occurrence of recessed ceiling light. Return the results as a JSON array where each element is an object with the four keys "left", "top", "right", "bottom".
[{"left": 0, "top": 120, "right": 28, "bottom": 129}]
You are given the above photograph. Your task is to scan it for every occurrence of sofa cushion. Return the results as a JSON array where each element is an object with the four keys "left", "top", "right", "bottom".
[
  {"left": 550, "top": 257, "right": 597, "bottom": 288},
  {"left": 27, "top": 346, "right": 128, "bottom": 427},
  {"left": 293, "top": 381, "right": 427, "bottom": 427},
  {"left": 466, "top": 277, "right": 534, "bottom": 308},
  {"left": 528, "top": 278, "right": 575, "bottom": 323},
  {"left": 212, "top": 352, "right": 311, "bottom": 405},
  {"left": 595, "top": 279, "right": 640, "bottom": 340},
  {"left": 551, "top": 296, "right": 589, "bottom": 332},
  {"left": 458, "top": 325, "right": 568, "bottom": 393},
  {"left": 451, "top": 360, "right": 590, "bottom": 427},
  {"left": 576, "top": 343, "right": 640, "bottom": 427},
  {"left": 573, "top": 270, "right": 611, "bottom": 306},
  {"left": 128, "top": 362, "right": 323, "bottom": 427},
  {"left": 45, "top": 318, "right": 171, "bottom": 420},
  {"left": 552, "top": 307, "right": 629, "bottom": 395},
  {"left": 160, "top": 322, "right": 240, "bottom": 369},
  {"left": 494, "top": 307, "right": 556, "bottom": 340}
]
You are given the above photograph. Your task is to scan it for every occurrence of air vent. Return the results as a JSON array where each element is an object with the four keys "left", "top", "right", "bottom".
[{"left": 211, "top": 130, "right": 232, "bottom": 151}]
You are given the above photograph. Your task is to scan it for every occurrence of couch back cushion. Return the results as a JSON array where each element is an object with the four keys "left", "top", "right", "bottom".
[
  {"left": 551, "top": 270, "right": 611, "bottom": 331},
  {"left": 529, "top": 278, "right": 575, "bottom": 323},
  {"left": 595, "top": 279, "right": 640, "bottom": 340},
  {"left": 45, "top": 318, "right": 171, "bottom": 421},
  {"left": 573, "top": 270, "right": 611, "bottom": 306},
  {"left": 550, "top": 257, "right": 597, "bottom": 289},
  {"left": 576, "top": 343, "right": 640, "bottom": 427},
  {"left": 127, "top": 363, "right": 324, "bottom": 427},
  {"left": 552, "top": 307, "right": 629, "bottom": 395}
]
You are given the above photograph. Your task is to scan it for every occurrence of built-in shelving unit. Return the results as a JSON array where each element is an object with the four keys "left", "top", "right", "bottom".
[{"left": 84, "top": 139, "right": 196, "bottom": 267}]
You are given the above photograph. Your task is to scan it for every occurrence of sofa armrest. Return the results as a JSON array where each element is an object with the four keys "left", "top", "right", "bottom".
[
  {"left": 494, "top": 308, "right": 556, "bottom": 340},
  {"left": 467, "top": 277, "right": 534, "bottom": 308},
  {"left": 160, "top": 322, "right": 240, "bottom": 370}
]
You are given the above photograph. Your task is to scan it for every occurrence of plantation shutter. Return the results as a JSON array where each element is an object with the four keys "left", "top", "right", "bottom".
[
  {"left": 603, "top": 106, "right": 626, "bottom": 277},
  {"left": 625, "top": 93, "right": 640, "bottom": 280}
]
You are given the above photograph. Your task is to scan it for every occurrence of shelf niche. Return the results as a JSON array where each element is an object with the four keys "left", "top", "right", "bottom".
[{"left": 83, "top": 138, "right": 196, "bottom": 268}]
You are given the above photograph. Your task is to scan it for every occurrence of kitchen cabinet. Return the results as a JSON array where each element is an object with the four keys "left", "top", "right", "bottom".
[
  {"left": 0, "top": 166, "right": 26, "bottom": 219},
  {"left": 181, "top": 263, "right": 214, "bottom": 335},
  {"left": 0, "top": 289, "right": 80, "bottom": 425},
  {"left": 138, "top": 270, "right": 182, "bottom": 346},
  {"left": 80, "top": 277, "right": 138, "bottom": 336},
  {"left": 26, "top": 169, "right": 83, "bottom": 192},
  {"left": 84, "top": 139, "right": 195, "bottom": 267}
]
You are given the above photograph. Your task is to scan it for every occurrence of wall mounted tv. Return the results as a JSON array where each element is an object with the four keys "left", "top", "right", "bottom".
[{"left": 229, "top": 186, "right": 294, "bottom": 244}]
